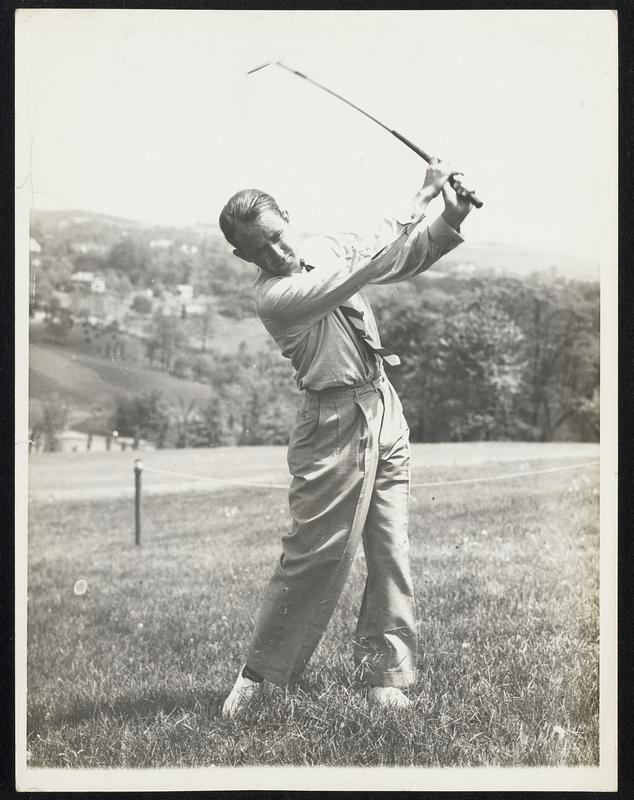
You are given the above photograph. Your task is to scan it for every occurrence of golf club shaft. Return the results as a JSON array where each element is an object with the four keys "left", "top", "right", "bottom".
[{"left": 273, "top": 62, "right": 483, "bottom": 209}]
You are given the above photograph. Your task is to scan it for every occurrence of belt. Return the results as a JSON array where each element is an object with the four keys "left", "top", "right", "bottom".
[{"left": 305, "top": 371, "right": 386, "bottom": 401}]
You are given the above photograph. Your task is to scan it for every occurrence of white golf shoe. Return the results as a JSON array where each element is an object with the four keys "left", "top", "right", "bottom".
[
  {"left": 367, "top": 686, "right": 411, "bottom": 708},
  {"left": 221, "top": 666, "right": 264, "bottom": 718}
]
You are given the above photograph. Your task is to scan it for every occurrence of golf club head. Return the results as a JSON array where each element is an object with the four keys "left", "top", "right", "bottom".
[{"left": 246, "top": 60, "right": 279, "bottom": 75}]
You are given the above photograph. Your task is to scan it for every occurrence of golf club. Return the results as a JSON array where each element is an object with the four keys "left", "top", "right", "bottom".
[{"left": 247, "top": 60, "right": 483, "bottom": 209}]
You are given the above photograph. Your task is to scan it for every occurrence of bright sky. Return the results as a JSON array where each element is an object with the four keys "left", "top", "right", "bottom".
[{"left": 16, "top": 9, "right": 616, "bottom": 262}]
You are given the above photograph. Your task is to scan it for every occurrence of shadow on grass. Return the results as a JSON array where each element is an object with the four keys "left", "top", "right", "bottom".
[
  {"left": 27, "top": 663, "right": 367, "bottom": 741},
  {"left": 28, "top": 685, "right": 228, "bottom": 736}
]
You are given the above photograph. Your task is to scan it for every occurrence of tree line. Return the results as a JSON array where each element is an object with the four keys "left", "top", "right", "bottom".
[
  {"left": 107, "top": 343, "right": 299, "bottom": 449},
  {"left": 370, "top": 271, "right": 598, "bottom": 442},
  {"left": 29, "top": 208, "right": 599, "bottom": 449},
  {"left": 32, "top": 272, "right": 597, "bottom": 452}
]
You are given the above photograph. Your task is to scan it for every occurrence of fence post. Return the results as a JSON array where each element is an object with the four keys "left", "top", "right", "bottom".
[{"left": 134, "top": 459, "right": 143, "bottom": 546}]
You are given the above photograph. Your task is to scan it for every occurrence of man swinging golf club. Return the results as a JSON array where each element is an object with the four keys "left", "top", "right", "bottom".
[{"left": 219, "top": 159, "right": 472, "bottom": 716}]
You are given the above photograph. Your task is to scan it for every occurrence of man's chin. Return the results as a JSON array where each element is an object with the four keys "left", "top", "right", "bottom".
[
  {"left": 276, "top": 262, "right": 300, "bottom": 277},
  {"left": 260, "top": 259, "right": 301, "bottom": 278}
]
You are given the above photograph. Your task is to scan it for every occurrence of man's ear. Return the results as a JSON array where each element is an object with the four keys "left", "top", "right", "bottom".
[
  {"left": 280, "top": 209, "right": 290, "bottom": 224},
  {"left": 233, "top": 248, "right": 251, "bottom": 264}
]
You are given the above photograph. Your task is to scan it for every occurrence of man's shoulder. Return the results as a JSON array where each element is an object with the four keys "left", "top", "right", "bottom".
[
  {"left": 252, "top": 271, "right": 299, "bottom": 318},
  {"left": 253, "top": 271, "right": 279, "bottom": 303}
]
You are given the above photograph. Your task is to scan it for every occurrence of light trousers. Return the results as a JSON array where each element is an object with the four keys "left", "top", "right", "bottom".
[{"left": 246, "top": 372, "right": 417, "bottom": 688}]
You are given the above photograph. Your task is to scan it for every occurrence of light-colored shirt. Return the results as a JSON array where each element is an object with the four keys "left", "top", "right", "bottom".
[{"left": 253, "top": 213, "right": 464, "bottom": 391}]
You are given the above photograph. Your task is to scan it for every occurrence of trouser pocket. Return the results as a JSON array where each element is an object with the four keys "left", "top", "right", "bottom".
[
  {"left": 287, "top": 396, "right": 320, "bottom": 475},
  {"left": 314, "top": 400, "right": 339, "bottom": 460}
]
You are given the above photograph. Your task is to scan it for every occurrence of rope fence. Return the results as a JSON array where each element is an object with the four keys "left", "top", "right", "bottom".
[
  {"left": 139, "top": 464, "right": 289, "bottom": 490},
  {"left": 411, "top": 460, "right": 599, "bottom": 488},
  {"left": 132, "top": 457, "right": 599, "bottom": 546}
]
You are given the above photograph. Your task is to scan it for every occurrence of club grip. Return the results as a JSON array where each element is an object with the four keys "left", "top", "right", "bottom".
[
  {"left": 390, "top": 129, "right": 483, "bottom": 209},
  {"left": 450, "top": 176, "right": 483, "bottom": 209}
]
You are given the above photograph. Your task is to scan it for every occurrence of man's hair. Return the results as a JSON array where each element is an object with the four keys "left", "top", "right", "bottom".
[{"left": 219, "top": 189, "right": 283, "bottom": 248}]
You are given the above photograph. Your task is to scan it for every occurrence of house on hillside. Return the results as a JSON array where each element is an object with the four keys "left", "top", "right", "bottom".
[
  {"left": 179, "top": 243, "right": 198, "bottom": 255},
  {"left": 454, "top": 262, "right": 477, "bottom": 276},
  {"left": 149, "top": 238, "right": 173, "bottom": 250},
  {"left": 30, "top": 238, "right": 42, "bottom": 269},
  {"left": 71, "top": 271, "right": 94, "bottom": 288},
  {"left": 183, "top": 302, "right": 205, "bottom": 316},
  {"left": 181, "top": 292, "right": 215, "bottom": 318},
  {"left": 70, "top": 242, "right": 109, "bottom": 257},
  {"left": 154, "top": 287, "right": 194, "bottom": 318},
  {"left": 177, "top": 284, "right": 194, "bottom": 302},
  {"left": 70, "top": 271, "right": 106, "bottom": 293}
]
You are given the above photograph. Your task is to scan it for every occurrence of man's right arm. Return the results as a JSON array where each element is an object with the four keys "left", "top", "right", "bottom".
[
  {"left": 256, "top": 237, "right": 386, "bottom": 327},
  {"left": 256, "top": 215, "right": 457, "bottom": 328}
]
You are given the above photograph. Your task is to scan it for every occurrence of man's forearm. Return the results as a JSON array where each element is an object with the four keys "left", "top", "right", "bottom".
[
  {"left": 369, "top": 214, "right": 464, "bottom": 285},
  {"left": 407, "top": 186, "right": 437, "bottom": 222},
  {"left": 441, "top": 207, "right": 468, "bottom": 232}
]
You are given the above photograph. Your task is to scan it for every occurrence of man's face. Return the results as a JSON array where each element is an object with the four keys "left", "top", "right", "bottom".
[{"left": 232, "top": 209, "right": 301, "bottom": 277}]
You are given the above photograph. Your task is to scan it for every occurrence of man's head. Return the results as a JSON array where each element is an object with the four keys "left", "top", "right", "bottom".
[{"left": 219, "top": 189, "right": 301, "bottom": 277}]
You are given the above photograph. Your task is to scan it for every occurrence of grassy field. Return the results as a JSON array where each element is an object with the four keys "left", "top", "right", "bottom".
[
  {"left": 28, "top": 441, "right": 599, "bottom": 500},
  {"left": 25, "top": 446, "right": 599, "bottom": 768}
]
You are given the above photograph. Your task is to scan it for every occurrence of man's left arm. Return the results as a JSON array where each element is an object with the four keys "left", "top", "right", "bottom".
[{"left": 368, "top": 167, "right": 474, "bottom": 285}]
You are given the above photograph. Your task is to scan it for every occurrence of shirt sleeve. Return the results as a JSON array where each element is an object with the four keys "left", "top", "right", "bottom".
[
  {"left": 369, "top": 213, "right": 465, "bottom": 285},
  {"left": 255, "top": 215, "right": 464, "bottom": 326}
]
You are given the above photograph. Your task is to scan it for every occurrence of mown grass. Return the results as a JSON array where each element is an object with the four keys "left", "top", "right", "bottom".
[{"left": 26, "top": 456, "right": 599, "bottom": 767}]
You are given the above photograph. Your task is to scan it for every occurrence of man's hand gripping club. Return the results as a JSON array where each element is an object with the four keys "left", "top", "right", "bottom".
[{"left": 408, "top": 158, "right": 473, "bottom": 231}]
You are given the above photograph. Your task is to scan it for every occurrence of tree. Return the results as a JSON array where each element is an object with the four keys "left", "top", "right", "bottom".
[
  {"left": 106, "top": 238, "right": 150, "bottom": 286},
  {"left": 374, "top": 272, "right": 599, "bottom": 443},
  {"left": 373, "top": 283, "right": 458, "bottom": 442},
  {"left": 30, "top": 396, "right": 69, "bottom": 453},
  {"left": 195, "top": 396, "right": 229, "bottom": 446},
  {"left": 38, "top": 254, "right": 74, "bottom": 291},
  {"left": 497, "top": 277, "right": 600, "bottom": 441},
  {"left": 44, "top": 306, "right": 74, "bottom": 341},
  {"left": 147, "top": 311, "right": 187, "bottom": 370},
  {"left": 208, "top": 345, "right": 298, "bottom": 446},
  {"left": 104, "top": 268, "right": 121, "bottom": 296},
  {"left": 131, "top": 293, "right": 153, "bottom": 314},
  {"left": 199, "top": 302, "right": 216, "bottom": 353},
  {"left": 111, "top": 391, "right": 171, "bottom": 449},
  {"left": 171, "top": 354, "right": 193, "bottom": 380},
  {"left": 170, "top": 397, "right": 200, "bottom": 448},
  {"left": 190, "top": 354, "right": 215, "bottom": 383},
  {"left": 116, "top": 274, "right": 134, "bottom": 300},
  {"left": 438, "top": 295, "right": 525, "bottom": 441},
  {"left": 100, "top": 320, "right": 126, "bottom": 360},
  {"left": 72, "top": 253, "right": 106, "bottom": 274}
]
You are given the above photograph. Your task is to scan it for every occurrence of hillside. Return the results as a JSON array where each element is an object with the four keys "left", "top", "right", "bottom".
[
  {"left": 29, "top": 341, "right": 216, "bottom": 421},
  {"left": 186, "top": 313, "right": 269, "bottom": 355},
  {"left": 438, "top": 241, "right": 598, "bottom": 281},
  {"left": 30, "top": 208, "right": 599, "bottom": 282}
]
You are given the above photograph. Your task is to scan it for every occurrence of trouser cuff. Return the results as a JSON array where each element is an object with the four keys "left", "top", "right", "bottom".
[
  {"left": 366, "top": 669, "right": 417, "bottom": 689},
  {"left": 244, "top": 656, "right": 291, "bottom": 688}
]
